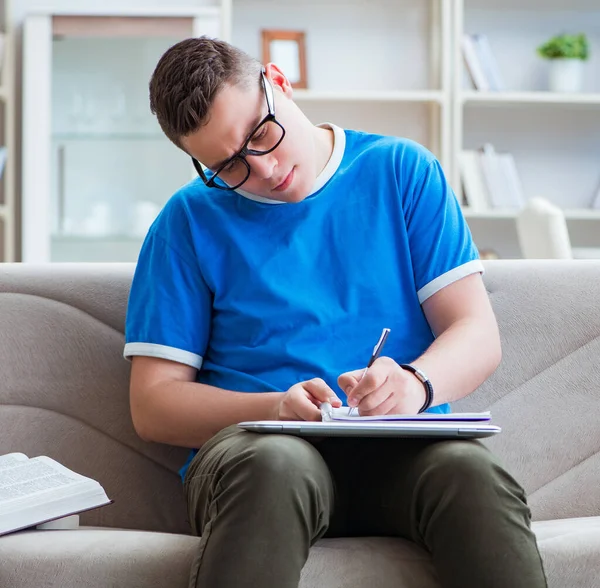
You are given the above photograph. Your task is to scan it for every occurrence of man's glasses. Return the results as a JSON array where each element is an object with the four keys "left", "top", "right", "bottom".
[{"left": 192, "top": 70, "right": 286, "bottom": 191}]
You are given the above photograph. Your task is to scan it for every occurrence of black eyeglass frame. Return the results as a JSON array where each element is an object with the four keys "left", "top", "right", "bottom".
[{"left": 191, "top": 69, "right": 286, "bottom": 191}]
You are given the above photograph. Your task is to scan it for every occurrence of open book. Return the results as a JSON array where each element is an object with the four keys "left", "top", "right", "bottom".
[
  {"left": 323, "top": 406, "right": 491, "bottom": 422},
  {"left": 0, "top": 453, "right": 112, "bottom": 536}
]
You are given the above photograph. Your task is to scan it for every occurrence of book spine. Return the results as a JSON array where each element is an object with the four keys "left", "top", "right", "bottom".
[
  {"left": 459, "top": 150, "right": 491, "bottom": 211},
  {"left": 472, "top": 34, "right": 505, "bottom": 92},
  {"left": 461, "top": 34, "right": 490, "bottom": 91}
]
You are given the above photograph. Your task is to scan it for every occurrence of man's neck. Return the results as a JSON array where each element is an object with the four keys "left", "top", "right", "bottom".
[{"left": 314, "top": 125, "right": 335, "bottom": 177}]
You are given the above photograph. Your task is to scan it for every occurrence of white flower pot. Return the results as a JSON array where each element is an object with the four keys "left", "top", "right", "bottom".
[{"left": 549, "top": 58, "right": 584, "bottom": 93}]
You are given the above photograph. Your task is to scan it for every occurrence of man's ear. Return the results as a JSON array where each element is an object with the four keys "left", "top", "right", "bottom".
[{"left": 264, "top": 63, "right": 294, "bottom": 98}]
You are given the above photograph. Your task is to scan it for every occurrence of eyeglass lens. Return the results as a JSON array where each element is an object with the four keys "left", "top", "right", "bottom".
[{"left": 211, "top": 119, "right": 284, "bottom": 189}]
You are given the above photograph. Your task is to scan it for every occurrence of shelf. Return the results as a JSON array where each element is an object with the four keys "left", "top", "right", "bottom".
[
  {"left": 462, "top": 208, "right": 600, "bottom": 220},
  {"left": 51, "top": 233, "right": 144, "bottom": 243},
  {"left": 43, "top": 6, "right": 221, "bottom": 18},
  {"left": 293, "top": 90, "right": 446, "bottom": 104},
  {"left": 52, "top": 132, "right": 166, "bottom": 141},
  {"left": 461, "top": 92, "right": 600, "bottom": 108}
]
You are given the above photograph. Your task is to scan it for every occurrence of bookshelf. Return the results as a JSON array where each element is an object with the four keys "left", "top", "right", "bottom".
[
  {"left": 230, "top": 0, "right": 453, "bottom": 171},
  {"left": 0, "top": 0, "right": 15, "bottom": 262},
  {"left": 17, "top": 0, "right": 600, "bottom": 261},
  {"left": 452, "top": 0, "right": 600, "bottom": 257}
]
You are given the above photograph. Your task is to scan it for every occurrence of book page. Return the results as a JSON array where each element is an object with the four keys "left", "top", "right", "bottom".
[
  {"left": 0, "top": 457, "right": 93, "bottom": 506},
  {"left": 0, "top": 453, "right": 29, "bottom": 469}
]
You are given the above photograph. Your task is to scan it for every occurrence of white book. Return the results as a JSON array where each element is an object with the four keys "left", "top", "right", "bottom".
[
  {"left": 479, "top": 144, "right": 508, "bottom": 208},
  {"left": 591, "top": 176, "right": 600, "bottom": 209},
  {"left": 0, "top": 33, "right": 5, "bottom": 79},
  {"left": 0, "top": 453, "right": 112, "bottom": 536},
  {"left": 459, "top": 150, "right": 491, "bottom": 211},
  {"left": 461, "top": 34, "right": 490, "bottom": 91},
  {"left": 472, "top": 34, "right": 505, "bottom": 92},
  {"left": 0, "top": 146, "right": 7, "bottom": 180},
  {"left": 498, "top": 153, "right": 525, "bottom": 208}
]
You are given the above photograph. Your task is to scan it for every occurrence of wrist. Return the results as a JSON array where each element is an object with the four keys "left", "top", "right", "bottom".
[
  {"left": 399, "top": 364, "right": 434, "bottom": 413},
  {"left": 269, "top": 392, "right": 286, "bottom": 421}
]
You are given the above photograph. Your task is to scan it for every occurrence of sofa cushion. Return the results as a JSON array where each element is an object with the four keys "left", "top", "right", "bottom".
[
  {"left": 2, "top": 518, "right": 599, "bottom": 588},
  {"left": 0, "top": 527, "right": 200, "bottom": 588}
]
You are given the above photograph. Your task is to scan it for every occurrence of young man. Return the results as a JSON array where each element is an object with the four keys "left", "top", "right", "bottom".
[{"left": 124, "top": 37, "right": 547, "bottom": 588}]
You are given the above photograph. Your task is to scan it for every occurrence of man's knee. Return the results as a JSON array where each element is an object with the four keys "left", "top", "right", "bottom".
[
  {"left": 189, "top": 428, "right": 332, "bottom": 498},
  {"left": 419, "top": 440, "right": 526, "bottom": 502}
]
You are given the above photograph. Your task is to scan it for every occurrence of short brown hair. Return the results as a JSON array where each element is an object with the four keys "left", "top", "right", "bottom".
[{"left": 149, "top": 36, "right": 262, "bottom": 149}]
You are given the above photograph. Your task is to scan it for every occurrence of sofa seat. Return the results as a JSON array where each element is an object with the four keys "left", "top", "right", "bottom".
[{"left": 2, "top": 517, "right": 600, "bottom": 588}]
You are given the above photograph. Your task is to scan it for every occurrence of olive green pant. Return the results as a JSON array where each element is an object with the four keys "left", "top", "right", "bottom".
[{"left": 183, "top": 425, "right": 547, "bottom": 588}]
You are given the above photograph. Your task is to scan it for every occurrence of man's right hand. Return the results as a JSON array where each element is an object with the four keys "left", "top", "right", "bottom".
[{"left": 274, "top": 378, "right": 342, "bottom": 421}]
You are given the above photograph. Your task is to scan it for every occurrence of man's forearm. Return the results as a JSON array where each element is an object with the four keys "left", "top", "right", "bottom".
[
  {"left": 411, "top": 317, "right": 502, "bottom": 406},
  {"left": 133, "top": 380, "right": 283, "bottom": 447}
]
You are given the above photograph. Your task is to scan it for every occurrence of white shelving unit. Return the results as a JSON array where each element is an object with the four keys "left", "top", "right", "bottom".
[
  {"left": 17, "top": 0, "right": 600, "bottom": 261},
  {"left": 231, "top": 0, "right": 453, "bottom": 172},
  {"left": 453, "top": 0, "right": 600, "bottom": 257},
  {"left": 0, "top": 0, "right": 15, "bottom": 262}
]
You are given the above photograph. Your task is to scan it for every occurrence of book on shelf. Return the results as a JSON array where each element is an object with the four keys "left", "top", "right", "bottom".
[
  {"left": 0, "top": 33, "right": 5, "bottom": 79},
  {"left": 592, "top": 176, "right": 600, "bottom": 210},
  {"left": 0, "top": 146, "right": 7, "bottom": 179},
  {"left": 459, "top": 150, "right": 492, "bottom": 211},
  {"left": 479, "top": 144, "right": 525, "bottom": 209},
  {"left": 460, "top": 144, "right": 525, "bottom": 211},
  {"left": 461, "top": 33, "right": 505, "bottom": 92},
  {"left": 0, "top": 452, "right": 112, "bottom": 536}
]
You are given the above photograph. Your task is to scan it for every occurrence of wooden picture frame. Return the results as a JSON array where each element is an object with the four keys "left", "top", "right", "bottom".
[{"left": 261, "top": 30, "right": 307, "bottom": 89}]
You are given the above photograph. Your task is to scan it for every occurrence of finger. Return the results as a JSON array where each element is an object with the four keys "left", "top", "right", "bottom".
[
  {"left": 303, "top": 378, "right": 339, "bottom": 403},
  {"left": 347, "top": 359, "right": 390, "bottom": 407},
  {"left": 287, "top": 392, "right": 321, "bottom": 421},
  {"left": 357, "top": 379, "right": 393, "bottom": 414},
  {"left": 337, "top": 369, "right": 364, "bottom": 396},
  {"left": 359, "top": 388, "right": 396, "bottom": 416}
]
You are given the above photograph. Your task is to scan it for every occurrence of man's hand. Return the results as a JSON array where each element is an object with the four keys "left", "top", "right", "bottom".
[
  {"left": 274, "top": 378, "right": 342, "bottom": 421},
  {"left": 338, "top": 357, "right": 425, "bottom": 416}
]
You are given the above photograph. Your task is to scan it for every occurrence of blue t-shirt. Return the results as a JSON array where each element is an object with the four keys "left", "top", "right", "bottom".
[{"left": 124, "top": 125, "right": 483, "bottom": 480}]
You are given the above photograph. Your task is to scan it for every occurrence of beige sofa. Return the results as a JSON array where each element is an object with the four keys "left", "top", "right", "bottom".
[{"left": 1, "top": 260, "right": 599, "bottom": 588}]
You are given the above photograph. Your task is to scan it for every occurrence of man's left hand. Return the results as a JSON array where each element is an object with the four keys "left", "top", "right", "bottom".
[{"left": 338, "top": 357, "right": 425, "bottom": 416}]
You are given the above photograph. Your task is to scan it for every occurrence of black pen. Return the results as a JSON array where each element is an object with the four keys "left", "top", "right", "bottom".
[{"left": 348, "top": 327, "right": 391, "bottom": 415}]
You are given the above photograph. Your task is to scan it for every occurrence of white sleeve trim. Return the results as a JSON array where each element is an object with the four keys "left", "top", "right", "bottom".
[
  {"left": 417, "top": 260, "right": 485, "bottom": 304},
  {"left": 123, "top": 342, "right": 203, "bottom": 370}
]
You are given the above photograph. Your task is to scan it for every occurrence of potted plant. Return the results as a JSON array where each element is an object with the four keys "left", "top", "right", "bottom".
[{"left": 537, "top": 33, "right": 590, "bottom": 93}]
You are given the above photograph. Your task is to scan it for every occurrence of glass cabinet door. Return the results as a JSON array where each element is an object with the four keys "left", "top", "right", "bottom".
[{"left": 49, "top": 17, "right": 195, "bottom": 262}]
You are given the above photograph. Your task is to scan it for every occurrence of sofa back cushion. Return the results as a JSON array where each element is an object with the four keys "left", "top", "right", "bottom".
[
  {"left": 455, "top": 260, "right": 600, "bottom": 521},
  {"left": 0, "top": 260, "right": 599, "bottom": 532},
  {"left": 0, "top": 263, "right": 189, "bottom": 534}
]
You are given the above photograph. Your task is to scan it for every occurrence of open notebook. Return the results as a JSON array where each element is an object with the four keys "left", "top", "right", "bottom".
[{"left": 322, "top": 406, "right": 491, "bottom": 422}]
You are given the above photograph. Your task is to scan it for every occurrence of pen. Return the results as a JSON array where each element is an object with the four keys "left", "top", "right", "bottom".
[{"left": 348, "top": 327, "right": 391, "bottom": 416}]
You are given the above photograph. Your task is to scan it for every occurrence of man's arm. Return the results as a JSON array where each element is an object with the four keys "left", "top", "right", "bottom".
[
  {"left": 130, "top": 357, "right": 341, "bottom": 447},
  {"left": 340, "top": 273, "right": 501, "bottom": 414},
  {"left": 414, "top": 272, "right": 501, "bottom": 404}
]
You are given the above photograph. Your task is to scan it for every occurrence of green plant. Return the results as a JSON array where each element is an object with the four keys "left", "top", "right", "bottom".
[{"left": 537, "top": 33, "right": 590, "bottom": 60}]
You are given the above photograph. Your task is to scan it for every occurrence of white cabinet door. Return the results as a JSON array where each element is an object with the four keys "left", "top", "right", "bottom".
[{"left": 22, "top": 9, "right": 223, "bottom": 262}]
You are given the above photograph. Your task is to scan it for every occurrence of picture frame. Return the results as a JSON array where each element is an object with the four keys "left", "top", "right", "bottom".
[{"left": 261, "top": 30, "right": 307, "bottom": 89}]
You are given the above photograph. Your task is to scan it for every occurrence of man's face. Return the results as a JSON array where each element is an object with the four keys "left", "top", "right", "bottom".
[{"left": 182, "top": 69, "right": 317, "bottom": 203}]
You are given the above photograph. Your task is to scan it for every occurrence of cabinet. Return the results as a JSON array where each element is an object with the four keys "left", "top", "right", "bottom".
[{"left": 22, "top": 6, "right": 225, "bottom": 262}]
